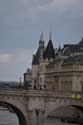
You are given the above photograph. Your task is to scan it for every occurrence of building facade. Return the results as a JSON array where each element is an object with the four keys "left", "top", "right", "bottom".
[{"left": 24, "top": 33, "right": 83, "bottom": 93}]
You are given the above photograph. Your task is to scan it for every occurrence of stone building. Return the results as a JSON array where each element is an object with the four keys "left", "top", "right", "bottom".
[
  {"left": 24, "top": 68, "right": 32, "bottom": 88},
  {"left": 24, "top": 33, "right": 83, "bottom": 92}
]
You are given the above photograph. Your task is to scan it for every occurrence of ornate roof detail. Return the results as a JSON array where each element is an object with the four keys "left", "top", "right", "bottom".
[
  {"left": 39, "top": 32, "right": 44, "bottom": 48},
  {"left": 58, "top": 43, "right": 61, "bottom": 50},
  {"left": 56, "top": 44, "right": 62, "bottom": 55},
  {"left": 49, "top": 32, "right": 52, "bottom": 41},
  {"left": 40, "top": 32, "right": 44, "bottom": 42}
]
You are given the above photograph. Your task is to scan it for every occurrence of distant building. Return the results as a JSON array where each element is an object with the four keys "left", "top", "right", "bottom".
[
  {"left": 24, "top": 33, "right": 83, "bottom": 92},
  {"left": 24, "top": 68, "right": 32, "bottom": 88}
]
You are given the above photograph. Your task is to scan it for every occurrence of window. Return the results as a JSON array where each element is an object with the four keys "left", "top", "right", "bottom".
[
  {"left": 54, "top": 80, "right": 59, "bottom": 90},
  {"left": 40, "top": 66, "right": 42, "bottom": 72},
  {"left": 40, "top": 77, "right": 42, "bottom": 84},
  {"left": 61, "top": 81, "right": 72, "bottom": 90},
  {"left": 34, "top": 79, "right": 36, "bottom": 84},
  {"left": 81, "top": 81, "right": 83, "bottom": 92},
  {"left": 28, "top": 81, "right": 31, "bottom": 87}
]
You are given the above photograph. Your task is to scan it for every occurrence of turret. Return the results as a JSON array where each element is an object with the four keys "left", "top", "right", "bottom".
[
  {"left": 39, "top": 32, "right": 44, "bottom": 62},
  {"left": 32, "top": 33, "right": 45, "bottom": 89},
  {"left": 24, "top": 68, "right": 32, "bottom": 88},
  {"left": 32, "top": 32, "right": 45, "bottom": 65},
  {"left": 39, "top": 32, "right": 44, "bottom": 47}
]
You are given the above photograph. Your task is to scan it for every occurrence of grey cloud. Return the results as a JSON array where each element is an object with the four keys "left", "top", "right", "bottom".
[
  {"left": 0, "top": 48, "right": 35, "bottom": 81},
  {"left": 0, "top": 0, "right": 83, "bottom": 45},
  {"left": 0, "top": 0, "right": 83, "bottom": 80}
]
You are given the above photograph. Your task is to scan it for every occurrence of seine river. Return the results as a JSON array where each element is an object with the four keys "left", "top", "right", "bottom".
[
  {"left": 0, "top": 110, "right": 18, "bottom": 125},
  {"left": 0, "top": 109, "right": 79, "bottom": 125}
]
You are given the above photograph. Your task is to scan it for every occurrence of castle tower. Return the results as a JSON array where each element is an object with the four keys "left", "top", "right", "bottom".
[
  {"left": 32, "top": 33, "right": 45, "bottom": 89},
  {"left": 39, "top": 32, "right": 55, "bottom": 89}
]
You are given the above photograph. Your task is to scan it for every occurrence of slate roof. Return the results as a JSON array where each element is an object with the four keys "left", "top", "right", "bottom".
[
  {"left": 32, "top": 47, "right": 40, "bottom": 65},
  {"left": 32, "top": 37, "right": 83, "bottom": 65},
  {"left": 32, "top": 39, "right": 55, "bottom": 65},
  {"left": 47, "top": 55, "right": 83, "bottom": 67},
  {"left": 63, "top": 55, "right": 83, "bottom": 64},
  {"left": 63, "top": 44, "right": 83, "bottom": 56},
  {"left": 63, "top": 38, "right": 83, "bottom": 55},
  {"left": 44, "top": 40, "right": 55, "bottom": 60}
]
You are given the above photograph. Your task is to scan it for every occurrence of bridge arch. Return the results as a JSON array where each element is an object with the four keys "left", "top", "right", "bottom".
[
  {"left": 0, "top": 101, "right": 27, "bottom": 125},
  {"left": 46, "top": 104, "right": 83, "bottom": 124}
]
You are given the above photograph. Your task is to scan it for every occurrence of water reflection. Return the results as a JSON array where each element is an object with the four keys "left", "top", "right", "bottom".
[{"left": 0, "top": 106, "right": 19, "bottom": 125}]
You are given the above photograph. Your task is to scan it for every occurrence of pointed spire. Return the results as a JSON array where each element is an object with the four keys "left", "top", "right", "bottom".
[
  {"left": 49, "top": 32, "right": 52, "bottom": 41},
  {"left": 59, "top": 43, "right": 61, "bottom": 50},
  {"left": 40, "top": 32, "right": 44, "bottom": 41},
  {"left": 44, "top": 33, "right": 55, "bottom": 60}
]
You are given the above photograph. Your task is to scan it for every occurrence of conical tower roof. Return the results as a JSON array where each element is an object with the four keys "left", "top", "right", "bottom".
[
  {"left": 44, "top": 33, "right": 55, "bottom": 60},
  {"left": 32, "top": 48, "right": 40, "bottom": 65}
]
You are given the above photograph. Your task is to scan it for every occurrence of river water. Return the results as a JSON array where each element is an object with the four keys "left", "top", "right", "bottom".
[
  {"left": 0, "top": 109, "right": 79, "bottom": 125},
  {"left": 0, "top": 110, "right": 18, "bottom": 125}
]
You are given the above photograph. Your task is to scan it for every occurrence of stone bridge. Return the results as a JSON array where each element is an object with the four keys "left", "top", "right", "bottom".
[{"left": 0, "top": 87, "right": 83, "bottom": 125}]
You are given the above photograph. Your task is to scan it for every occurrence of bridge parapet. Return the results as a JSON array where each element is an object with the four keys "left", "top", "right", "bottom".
[{"left": 0, "top": 88, "right": 83, "bottom": 98}]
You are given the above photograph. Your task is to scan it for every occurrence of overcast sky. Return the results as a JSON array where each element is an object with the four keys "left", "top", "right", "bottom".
[{"left": 0, "top": 0, "right": 83, "bottom": 81}]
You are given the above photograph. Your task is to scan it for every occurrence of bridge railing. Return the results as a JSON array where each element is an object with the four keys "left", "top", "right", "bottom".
[{"left": 0, "top": 85, "right": 83, "bottom": 99}]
